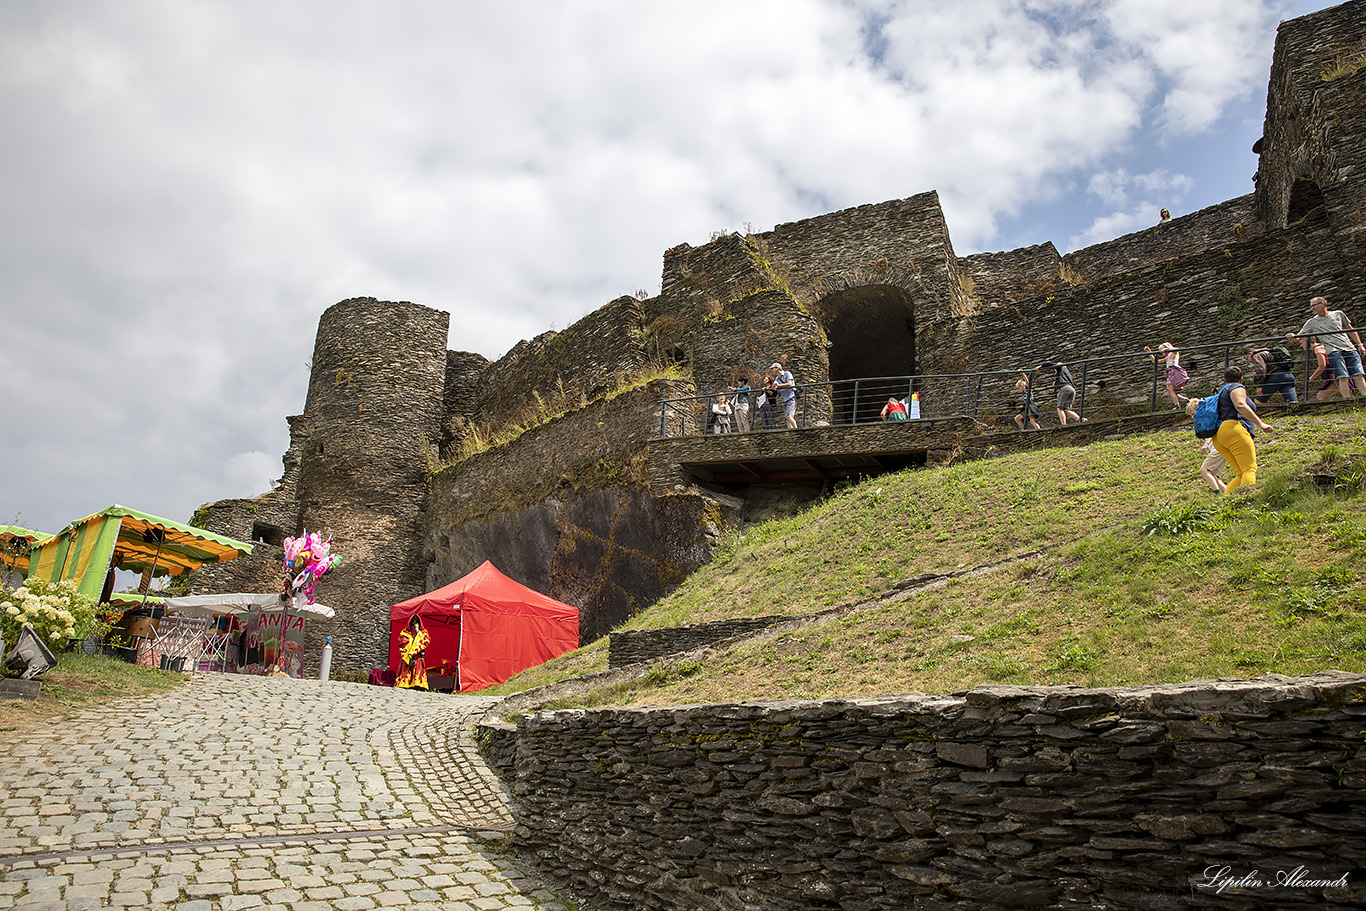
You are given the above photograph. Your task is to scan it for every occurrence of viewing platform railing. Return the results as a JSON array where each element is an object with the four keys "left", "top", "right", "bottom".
[{"left": 654, "top": 329, "right": 1355, "bottom": 440}]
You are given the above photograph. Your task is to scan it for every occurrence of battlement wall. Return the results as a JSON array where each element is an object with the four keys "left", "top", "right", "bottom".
[
  {"left": 1060, "top": 195, "right": 1262, "bottom": 286},
  {"left": 472, "top": 294, "right": 651, "bottom": 437},
  {"left": 915, "top": 221, "right": 1355, "bottom": 415}
]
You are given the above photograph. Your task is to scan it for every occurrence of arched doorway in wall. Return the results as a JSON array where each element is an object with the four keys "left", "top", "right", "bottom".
[
  {"left": 814, "top": 284, "right": 918, "bottom": 425},
  {"left": 1287, "top": 178, "right": 1326, "bottom": 224}
]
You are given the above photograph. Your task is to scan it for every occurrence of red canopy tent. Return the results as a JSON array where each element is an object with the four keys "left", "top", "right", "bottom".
[{"left": 388, "top": 560, "right": 580, "bottom": 691}]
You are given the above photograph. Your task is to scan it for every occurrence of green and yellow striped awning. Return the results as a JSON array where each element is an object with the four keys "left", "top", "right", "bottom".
[
  {"left": 28, "top": 506, "right": 252, "bottom": 601},
  {"left": 0, "top": 525, "right": 54, "bottom": 575}
]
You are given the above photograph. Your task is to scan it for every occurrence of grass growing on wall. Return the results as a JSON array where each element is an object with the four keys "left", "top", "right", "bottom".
[
  {"left": 445, "top": 363, "right": 687, "bottom": 467},
  {"left": 497, "top": 407, "right": 1366, "bottom": 707}
]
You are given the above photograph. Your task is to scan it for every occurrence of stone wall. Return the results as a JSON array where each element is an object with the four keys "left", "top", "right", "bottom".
[
  {"left": 1060, "top": 196, "right": 1262, "bottom": 285},
  {"left": 1255, "top": 0, "right": 1366, "bottom": 230},
  {"left": 423, "top": 380, "right": 734, "bottom": 642},
  {"left": 914, "top": 221, "right": 1357, "bottom": 414},
  {"left": 291, "top": 297, "right": 450, "bottom": 673},
  {"left": 757, "top": 191, "right": 970, "bottom": 322},
  {"left": 656, "top": 233, "right": 773, "bottom": 329},
  {"left": 472, "top": 295, "right": 651, "bottom": 436},
  {"left": 958, "top": 243, "right": 1062, "bottom": 312},
  {"left": 505, "top": 672, "right": 1366, "bottom": 911},
  {"left": 184, "top": 498, "right": 289, "bottom": 598},
  {"left": 440, "top": 349, "right": 491, "bottom": 458},
  {"left": 688, "top": 288, "right": 829, "bottom": 424},
  {"left": 608, "top": 616, "right": 791, "bottom": 669}
]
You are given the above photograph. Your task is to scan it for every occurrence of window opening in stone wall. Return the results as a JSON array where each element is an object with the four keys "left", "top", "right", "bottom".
[
  {"left": 1287, "top": 177, "right": 1326, "bottom": 224},
  {"left": 815, "top": 284, "right": 917, "bottom": 425},
  {"left": 252, "top": 522, "right": 285, "bottom": 547}
]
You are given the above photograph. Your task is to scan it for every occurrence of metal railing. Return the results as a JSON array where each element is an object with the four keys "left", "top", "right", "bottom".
[{"left": 654, "top": 328, "right": 1359, "bottom": 440}]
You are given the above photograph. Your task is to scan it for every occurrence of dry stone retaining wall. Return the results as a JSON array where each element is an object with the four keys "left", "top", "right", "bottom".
[{"left": 505, "top": 672, "right": 1366, "bottom": 911}]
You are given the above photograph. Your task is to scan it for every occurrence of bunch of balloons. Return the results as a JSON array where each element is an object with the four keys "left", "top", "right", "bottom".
[{"left": 282, "top": 531, "right": 342, "bottom": 604}]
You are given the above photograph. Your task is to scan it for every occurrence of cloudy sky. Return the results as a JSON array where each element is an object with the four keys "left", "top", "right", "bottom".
[{"left": 0, "top": 0, "right": 1333, "bottom": 539}]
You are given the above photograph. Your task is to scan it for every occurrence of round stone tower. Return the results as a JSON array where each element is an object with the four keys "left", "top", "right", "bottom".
[{"left": 294, "top": 297, "right": 450, "bottom": 674}]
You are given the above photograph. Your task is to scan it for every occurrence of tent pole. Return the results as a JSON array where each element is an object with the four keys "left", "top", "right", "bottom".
[{"left": 139, "top": 528, "right": 167, "bottom": 610}]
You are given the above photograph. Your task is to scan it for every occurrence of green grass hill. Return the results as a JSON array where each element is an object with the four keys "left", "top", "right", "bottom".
[{"left": 488, "top": 406, "right": 1366, "bottom": 709}]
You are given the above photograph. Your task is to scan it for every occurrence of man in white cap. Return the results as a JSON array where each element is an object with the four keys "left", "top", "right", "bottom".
[{"left": 771, "top": 362, "right": 797, "bottom": 429}]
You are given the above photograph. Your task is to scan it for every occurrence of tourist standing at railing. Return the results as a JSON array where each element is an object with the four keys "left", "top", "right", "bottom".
[
  {"left": 731, "top": 376, "right": 751, "bottom": 432},
  {"left": 758, "top": 367, "right": 778, "bottom": 430},
  {"left": 880, "top": 397, "right": 908, "bottom": 421},
  {"left": 1039, "top": 360, "right": 1082, "bottom": 425},
  {"left": 1211, "top": 365, "right": 1273, "bottom": 495},
  {"left": 772, "top": 362, "right": 797, "bottom": 429},
  {"left": 709, "top": 394, "right": 733, "bottom": 434},
  {"left": 1244, "top": 345, "right": 1298, "bottom": 404},
  {"left": 1143, "top": 342, "right": 1189, "bottom": 410},
  {"left": 1289, "top": 296, "right": 1366, "bottom": 400}
]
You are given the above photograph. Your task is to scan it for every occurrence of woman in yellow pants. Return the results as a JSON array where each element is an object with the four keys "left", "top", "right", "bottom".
[{"left": 1212, "top": 366, "right": 1273, "bottom": 494}]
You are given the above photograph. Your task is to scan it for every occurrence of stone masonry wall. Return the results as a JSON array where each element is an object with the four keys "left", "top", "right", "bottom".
[
  {"left": 472, "top": 295, "right": 651, "bottom": 436},
  {"left": 757, "top": 191, "right": 970, "bottom": 322},
  {"left": 958, "top": 243, "right": 1062, "bottom": 312},
  {"left": 654, "top": 232, "right": 774, "bottom": 335},
  {"left": 440, "top": 349, "right": 491, "bottom": 458},
  {"left": 185, "top": 499, "right": 290, "bottom": 599},
  {"left": 506, "top": 672, "right": 1366, "bottom": 911},
  {"left": 688, "top": 289, "right": 830, "bottom": 427},
  {"left": 291, "top": 297, "right": 451, "bottom": 674},
  {"left": 913, "top": 221, "right": 1357, "bottom": 415},
  {"left": 423, "top": 380, "right": 731, "bottom": 641},
  {"left": 1256, "top": 0, "right": 1366, "bottom": 229},
  {"left": 1060, "top": 196, "right": 1263, "bottom": 285},
  {"left": 608, "top": 616, "right": 791, "bottom": 669}
]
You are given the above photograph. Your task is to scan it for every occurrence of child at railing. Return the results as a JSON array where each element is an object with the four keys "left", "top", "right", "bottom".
[
  {"left": 1144, "top": 342, "right": 1189, "bottom": 410},
  {"left": 1013, "top": 373, "right": 1041, "bottom": 430},
  {"left": 709, "top": 393, "right": 733, "bottom": 433}
]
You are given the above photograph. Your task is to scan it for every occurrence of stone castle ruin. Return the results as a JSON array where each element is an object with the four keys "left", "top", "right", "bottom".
[{"left": 190, "top": 2, "right": 1366, "bottom": 676}]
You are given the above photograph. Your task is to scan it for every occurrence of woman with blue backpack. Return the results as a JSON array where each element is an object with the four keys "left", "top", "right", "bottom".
[{"left": 1204, "top": 366, "right": 1274, "bottom": 494}]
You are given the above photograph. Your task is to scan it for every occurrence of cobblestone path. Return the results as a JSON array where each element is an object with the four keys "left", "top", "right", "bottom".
[{"left": 0, "top": 674, "right": 575, "bottom": 910}]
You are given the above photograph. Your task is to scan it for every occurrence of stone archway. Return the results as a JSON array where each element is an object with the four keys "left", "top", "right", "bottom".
[
  {"left": 812, "top": 283, "right": 918, "bottom": 425},
  {"left": 1287, "top": 177, "right": 1326, "bottom": 224}
]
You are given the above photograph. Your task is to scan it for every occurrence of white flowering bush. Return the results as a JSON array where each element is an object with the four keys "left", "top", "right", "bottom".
[{"left": 0, "top": 578, "right": 98, "bottom": 650}]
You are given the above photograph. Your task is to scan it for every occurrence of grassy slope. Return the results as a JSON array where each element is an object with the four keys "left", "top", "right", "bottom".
[
  {"left": 486, "top": 408, "right": 1366, "bottom": 708},
  {"left": 0, "top": 653, "right": 186, "bottom": 731}
]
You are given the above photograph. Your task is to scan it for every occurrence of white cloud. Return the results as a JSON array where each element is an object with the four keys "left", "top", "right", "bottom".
[
  {"left": 0, "top": 0, "right": 1327, "bottom": 536},
  {"left": 1070, "top": 166, "right": 1195, "bottom": 246}
]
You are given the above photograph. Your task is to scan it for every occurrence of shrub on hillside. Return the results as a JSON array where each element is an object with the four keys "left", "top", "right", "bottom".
[{"left": 0, "top": 578, "right": 98, "bottom": 650}]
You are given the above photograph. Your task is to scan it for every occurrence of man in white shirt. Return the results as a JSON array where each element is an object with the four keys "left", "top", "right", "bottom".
[{"left": 1290, "top": 296, "right": 1366, "bottom": 399}]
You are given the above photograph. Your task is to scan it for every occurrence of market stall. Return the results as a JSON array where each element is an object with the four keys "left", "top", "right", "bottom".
[
  {"left": 389, "top": 561, "right": 579, "bottom": 692},
  {"left": 160, "top": 593, "right": 335, "bottom": 676}
]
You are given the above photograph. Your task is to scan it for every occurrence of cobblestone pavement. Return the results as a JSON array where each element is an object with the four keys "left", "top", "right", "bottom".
[{"left": 0, "top": 674, "right": 578, "bottom": 910}]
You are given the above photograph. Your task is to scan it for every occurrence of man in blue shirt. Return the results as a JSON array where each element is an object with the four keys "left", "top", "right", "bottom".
[{"left": 772, "top": 362, "right": 797, "bottom": 429}]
